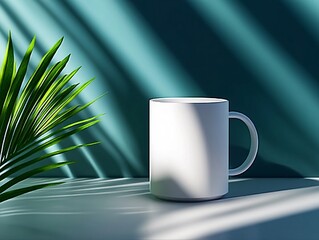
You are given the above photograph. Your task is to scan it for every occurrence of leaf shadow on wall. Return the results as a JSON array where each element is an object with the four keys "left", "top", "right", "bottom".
[
  {"left": 3, "top": 0, "right": 319, "bottom": 177},
  {"left": 130, "top": 0, "right": 319, "bottom": 177},
  {"left": 29, "top": 0, "right": 150, "bottom": 177}
]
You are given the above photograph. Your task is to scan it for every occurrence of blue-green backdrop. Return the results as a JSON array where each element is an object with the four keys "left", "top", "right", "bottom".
[{"left": 1, "top": 0, "right": 319, "bottom": 177}]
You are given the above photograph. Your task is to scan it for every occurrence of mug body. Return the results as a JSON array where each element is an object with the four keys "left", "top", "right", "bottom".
[{"left": 150, "top": 98, "right": 229, "bottom": 201}]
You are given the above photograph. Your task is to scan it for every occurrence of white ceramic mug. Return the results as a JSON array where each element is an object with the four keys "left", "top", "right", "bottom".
[{"left": 149, "top": 97, "right": 258, "bottom": 201}]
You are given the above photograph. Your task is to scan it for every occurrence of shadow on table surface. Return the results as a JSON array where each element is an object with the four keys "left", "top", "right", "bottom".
[{"left": 225, "top": 178, "right": 319, "bottom": 198}]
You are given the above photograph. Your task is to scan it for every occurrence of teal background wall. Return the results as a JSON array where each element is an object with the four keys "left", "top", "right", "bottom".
[{"left": 1, "top": 0, "right": 319, "bottom": 177}]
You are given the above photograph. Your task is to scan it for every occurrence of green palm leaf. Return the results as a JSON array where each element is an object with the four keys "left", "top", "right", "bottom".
[{"left": 0, "top": 34, "right": 101, "bottom": 203}]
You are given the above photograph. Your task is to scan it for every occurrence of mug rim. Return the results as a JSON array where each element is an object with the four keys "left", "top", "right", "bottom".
[{"left": 150, "top": 97, "right": 228, "bottom": 104}]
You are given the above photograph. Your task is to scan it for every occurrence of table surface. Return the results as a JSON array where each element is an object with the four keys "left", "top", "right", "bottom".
[{"left": 1, "top": 178, "right": 319, "bottom": 240}]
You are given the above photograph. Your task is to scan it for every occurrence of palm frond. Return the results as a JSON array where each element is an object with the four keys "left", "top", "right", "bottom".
[
  {"left": 0, "top": 182, "right": 64, "bottom": 203},
  {"left": 0, "top": 34, "right": 101, "bottom": 203}
]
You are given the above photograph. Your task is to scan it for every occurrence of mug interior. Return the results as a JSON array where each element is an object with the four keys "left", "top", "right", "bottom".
[{"left": 151, "top": 97, "right": 227, "bottom": 104}]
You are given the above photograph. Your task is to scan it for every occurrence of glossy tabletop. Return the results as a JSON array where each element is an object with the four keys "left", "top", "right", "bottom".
[{"left": 1, "top": 178, "right": 319, "bottom": 240}]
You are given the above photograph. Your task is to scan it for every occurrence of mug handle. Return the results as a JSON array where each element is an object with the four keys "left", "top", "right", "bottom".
[{"left": 228, "top": 112, "right": 258, "bottom": 176}]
